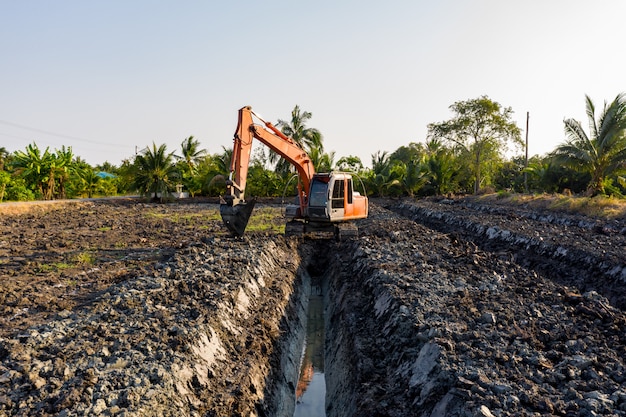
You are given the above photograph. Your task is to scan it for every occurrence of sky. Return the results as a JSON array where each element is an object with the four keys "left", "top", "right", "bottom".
[{"left": 1, "top": 1, "right": 624, "bottom": 167}]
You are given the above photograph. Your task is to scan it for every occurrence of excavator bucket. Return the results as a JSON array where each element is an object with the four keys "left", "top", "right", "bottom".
[{"left": 220, "top": 200, "right": 256, "bottom": 237}]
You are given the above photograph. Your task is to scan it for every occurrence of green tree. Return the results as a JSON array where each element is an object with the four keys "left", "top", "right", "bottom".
[
  {"left": 53, "top": 146, "right": 76, "bottom": 199},
  {"left": 194, "top": 148, "right": 231, "bottom": 197},
  {"left": 132, "top": 143, "right": 179, "bottom": 201},
  {"left": 389, "top": 142, "right": 425, "bottom": 165},
  {"left": 493, "top": 156, "right": 526, "bottom": 193},
  {"left": 116, "top": 158, "right": 138, "bottom": 195},
  {"left": 428, "top": 96, "right": 522, "bottom": 194},
  {"left": 0, "top": 171, "right": 9, "bottom": 201},
  {"left": 3, "top": 176, "right": 34, "bottom": 201},
  {"left": 0, "top": 147, "right": 8, "bottom": 171},
  {"left": 551, "top": 93, "right": 626, "bottom": 196},
  {"left": 96, "top": 161, "right": 118, "bottom": 175},
  {"left": 336, "top": 155, "right": 364, "bottom": 173}
]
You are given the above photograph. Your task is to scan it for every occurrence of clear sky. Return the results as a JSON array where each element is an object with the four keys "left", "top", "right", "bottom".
[{"left": 1, "top": 1, "right": 624, "bottom": 167}]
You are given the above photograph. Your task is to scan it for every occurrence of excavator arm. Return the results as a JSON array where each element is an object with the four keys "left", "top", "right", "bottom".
[{"left": 221, "top": 106, "right": 316, "bottom": 236}]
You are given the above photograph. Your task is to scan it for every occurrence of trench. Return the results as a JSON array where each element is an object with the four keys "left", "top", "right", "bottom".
[
  {"left": 263, "top": 242, "right": 344, "bottom": 417},
  {"left": 293, "top": 272, "right": 326, "bottom": 417},
  {"left": 264, "top": 240, "right": 390, "bottom": 417}
]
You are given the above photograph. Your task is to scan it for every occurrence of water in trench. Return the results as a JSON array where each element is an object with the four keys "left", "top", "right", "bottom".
[{"left": 293, "top": 284, "right": 326, "bottom": 417}]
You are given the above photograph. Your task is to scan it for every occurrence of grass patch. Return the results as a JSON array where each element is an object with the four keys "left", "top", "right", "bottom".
[
  {"left": 74, "top": 251, "right": 96, "bottom": 265},
  {"left": 144, "top": 210, "right": 221, "bottom": 223},
  {"left": 548, "top": 195, "right": 626, "bottom": 219},
  {"left": 246, "top": 207, "right": 285, "bottom": 234},
  {"left": 37, "top": 262, "right": 72, "bottom": 273},
  {"left": 477, "top": 193, "right": 626, "bottom": 220}
]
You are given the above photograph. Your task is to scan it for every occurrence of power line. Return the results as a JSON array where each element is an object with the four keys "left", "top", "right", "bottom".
[
  {"left": 0, "top": 131, "right": 36, "bottom": 142},
  {"left": 0, "top": 119, "right": 122, "bottom": 148}
]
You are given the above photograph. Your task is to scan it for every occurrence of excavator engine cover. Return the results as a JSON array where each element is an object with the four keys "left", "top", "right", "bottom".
[{"left": 220, "top": 200, "right": 256, "bottom": 237}]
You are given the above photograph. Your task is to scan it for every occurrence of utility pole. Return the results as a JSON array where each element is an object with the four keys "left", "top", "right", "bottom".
[{"left": 524, "top": 111, "right": 529, "bottom": 193}]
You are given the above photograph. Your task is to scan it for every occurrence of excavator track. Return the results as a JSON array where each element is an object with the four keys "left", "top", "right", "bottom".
[{"left": 335, "top": 223, "right": 359, "bottom": 241}]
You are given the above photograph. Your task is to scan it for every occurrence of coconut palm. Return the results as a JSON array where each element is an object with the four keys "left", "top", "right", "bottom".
[
  {"left": 179, "top": 136, "right": 207, "bottom": 173},
  {"left": 308, "top": 145, "right": 335, "bottom": 173},
  {"left": 271, "top": 105, "right": 323, "bottom": 175},
  {"left": 80, "top": 168, "right": 102, "bottom": 198},
  {"left": 365, "top": 151, "right": 395, "bottom": 196},
  {"left": 177, "top": 136, "right": 207, "bottom": 196},
  {"left": 552, "top": 93, "right": 626, "bottom": 195},
  {"left": 424, "top": 139, "right": 458, "bottom": 195},
  {"left": 133, "top": 143, "right": 179, "bottom": 201}
]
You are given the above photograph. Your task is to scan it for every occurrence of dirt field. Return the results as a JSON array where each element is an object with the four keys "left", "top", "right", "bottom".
[
  {"left": 0, "top": 198, "right": 225, "bottom": 340},
  {"left": 1, "top": 197, "right": 625, "bottom": 416}
]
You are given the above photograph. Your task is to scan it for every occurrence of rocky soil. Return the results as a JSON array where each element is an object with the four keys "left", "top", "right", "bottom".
[{"left": 0, "top": 197, "right": 625, "bottom": 416}]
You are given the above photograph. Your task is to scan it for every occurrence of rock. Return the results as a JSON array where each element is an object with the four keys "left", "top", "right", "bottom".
[
  {"left": 478, "top": 404, "right": 495, "bottom": 417},
  {"left": 92, "top": 398, "right": 107, "bottom": 415},
  {"left": 480, "top": 312, "right": 496, "bottom": 325}
]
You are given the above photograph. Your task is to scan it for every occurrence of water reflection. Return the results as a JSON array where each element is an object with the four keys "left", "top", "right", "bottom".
[{"left": 294, "top": 291, "right": 325, "bottom": 417}]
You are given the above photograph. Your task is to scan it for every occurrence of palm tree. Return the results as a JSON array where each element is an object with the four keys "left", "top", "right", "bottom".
[
  {"left": 366, "top": 151, "right": 396, "bottom": 196},
  {"left": 552, "top": 93, "right": 626, "bottom": 195},
  {"left": 133, "top": 143, "right": 179, "bottom": 201},
  {"left": 271, "top": 105, "right": 323, "bottom": 175},
  {"left": 80, "top": 168, "right": 101, "bottom": 198},
  {"left": 308, "top": 145, "right": 335, "bottom": 173},
  {"left": 177, "top": 136, "right": 207, "bottom": 196},
  {"left": 424, "top": 139, "right": 458, "bottom": 195},
  {"left": 179, "top": 136, "right": 207, "bottom": 173}
]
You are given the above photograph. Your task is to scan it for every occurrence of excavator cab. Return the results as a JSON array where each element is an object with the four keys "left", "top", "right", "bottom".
[{"left": 306, "top": 173, "right": 368, "bottom": 224}]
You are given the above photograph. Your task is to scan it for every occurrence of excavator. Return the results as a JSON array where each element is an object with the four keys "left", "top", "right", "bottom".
[{"left": 220, "top": 106, "right": 368, "bottom": 238}]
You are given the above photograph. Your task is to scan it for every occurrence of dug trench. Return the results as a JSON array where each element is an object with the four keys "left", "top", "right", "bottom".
[{"left": 1, "top": 200, "right": 626, "bottom": 416}]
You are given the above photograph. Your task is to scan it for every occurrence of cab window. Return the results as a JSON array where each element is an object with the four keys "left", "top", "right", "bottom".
[
  {"left": 309, "top": 180, "right": 328, "bottom": 207},
  {"left": 331, "top": 180, "right": 345, "bottom": 208}
]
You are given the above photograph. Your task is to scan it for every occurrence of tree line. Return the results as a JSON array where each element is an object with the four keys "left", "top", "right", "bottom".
[{"left": 1, "top": 94, "right": 625, "bottom": 203}]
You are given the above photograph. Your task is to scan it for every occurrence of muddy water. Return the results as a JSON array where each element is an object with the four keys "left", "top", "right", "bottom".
[{"left": 293, "top": 289, "right": 326, "bottom": 416}]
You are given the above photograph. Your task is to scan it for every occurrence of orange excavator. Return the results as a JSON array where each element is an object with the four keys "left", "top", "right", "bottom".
[{"left": 220, "top": 106, "right": 368, "bottom": 237}]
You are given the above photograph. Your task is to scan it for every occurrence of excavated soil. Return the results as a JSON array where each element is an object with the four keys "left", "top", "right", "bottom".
[{"left": 1, "top": 197, "right": 625, "bottom": 416}]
